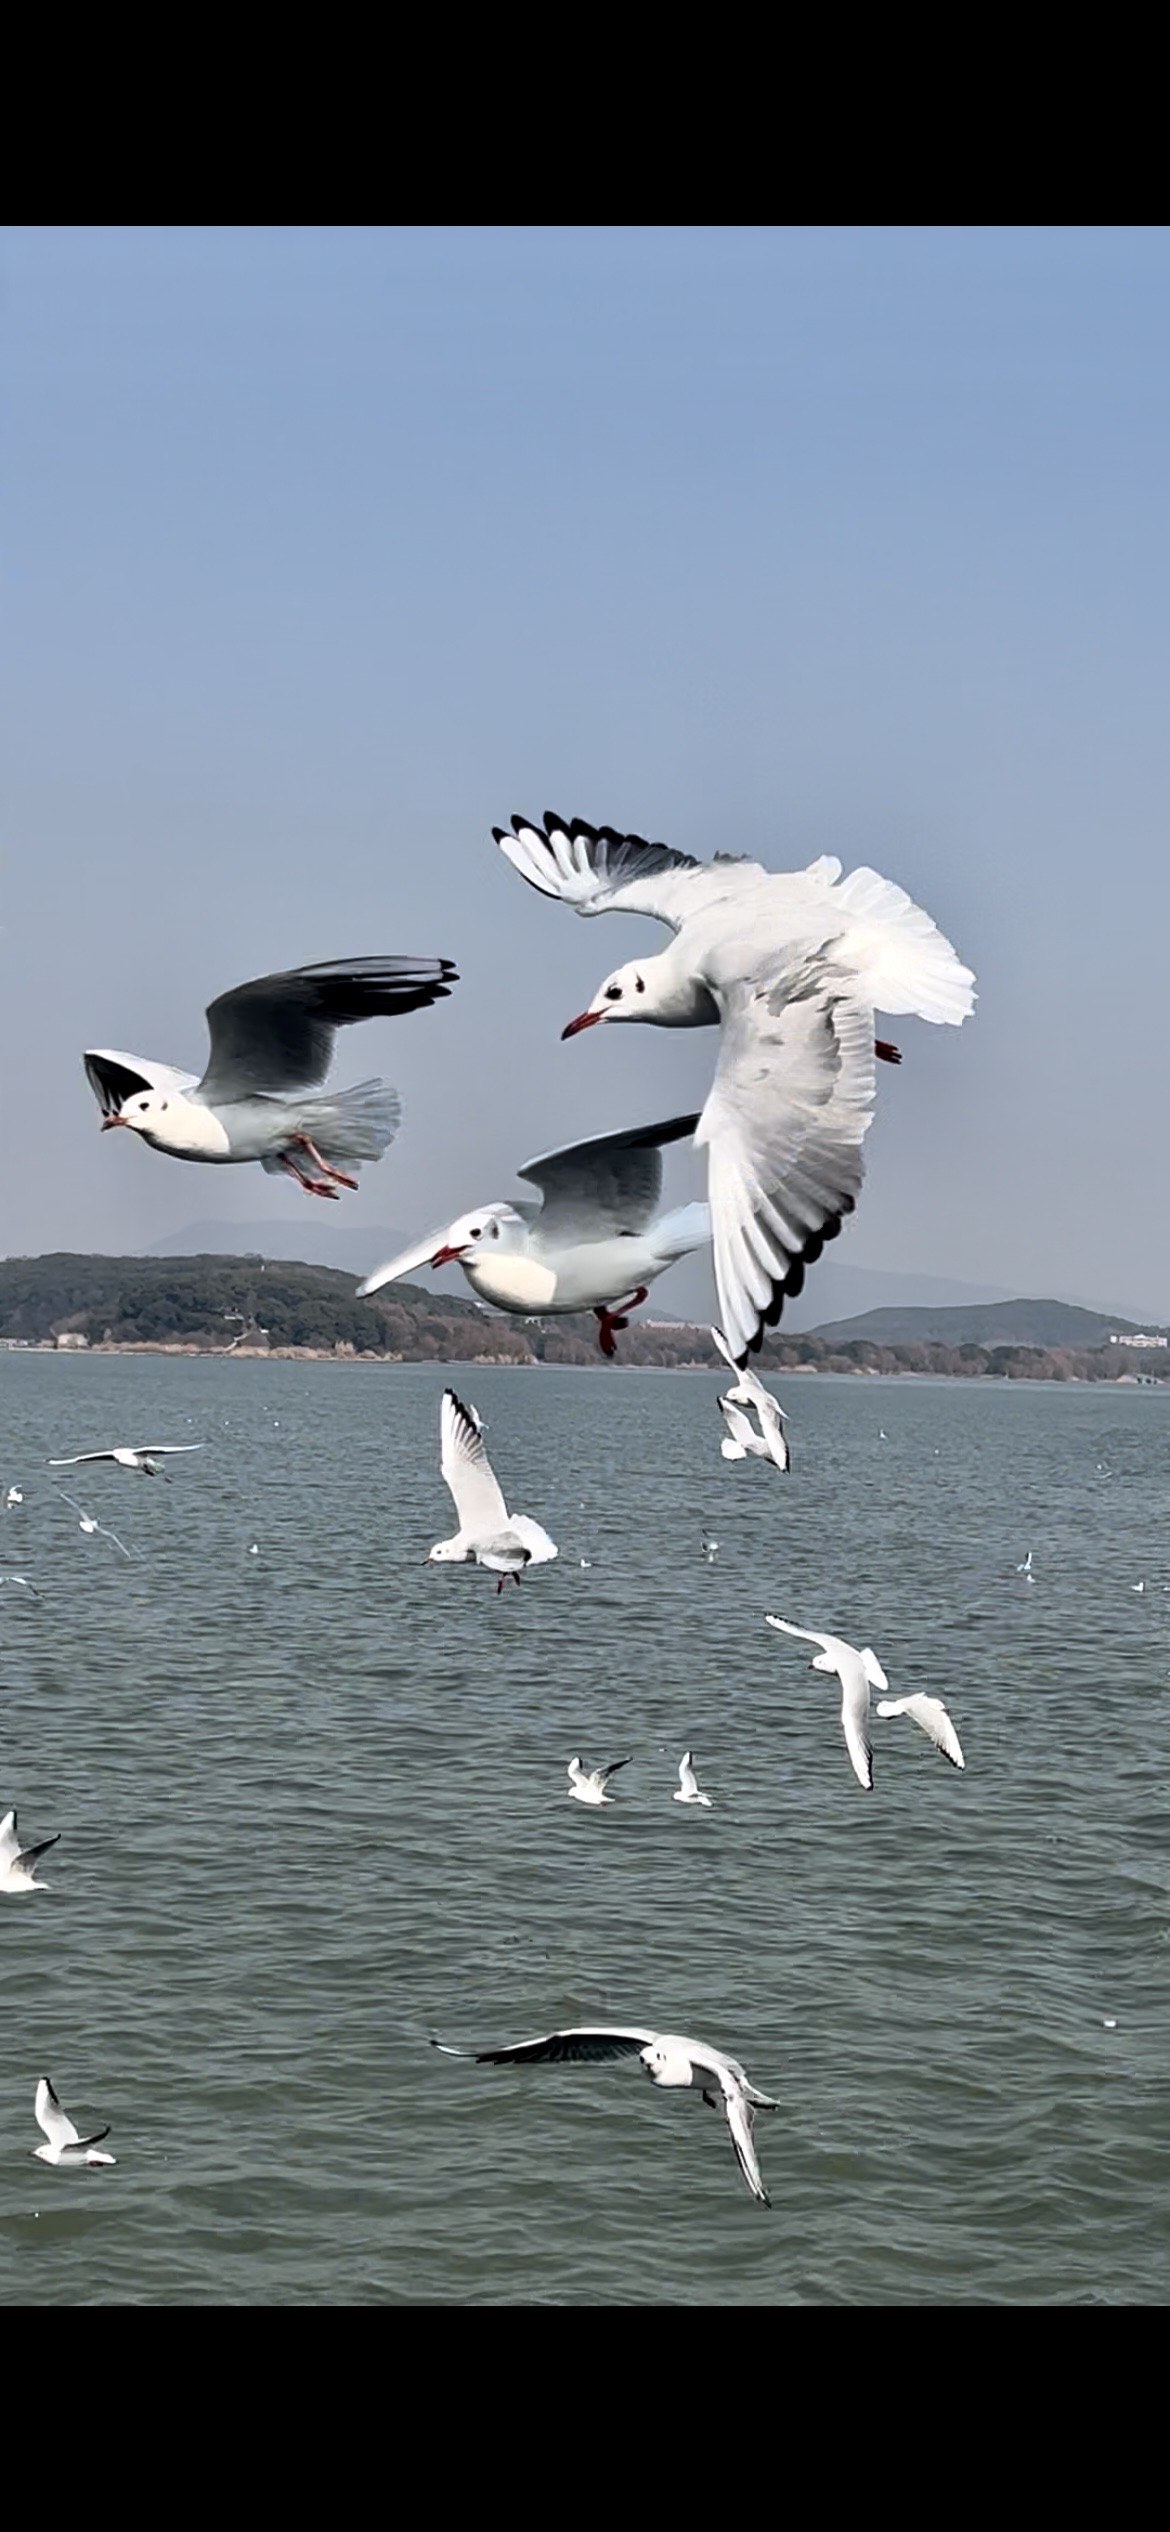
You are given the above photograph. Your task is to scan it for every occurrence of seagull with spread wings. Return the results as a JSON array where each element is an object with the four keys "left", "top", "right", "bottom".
[
  {"left": 85, "top": 952, "right": 457, "bottom": 1199},
  {"left": 434, "top": 2023, "right": 777, "bottom": 2204},
  {"left": 495, "top": 814, "right": 974, "bottom": 1360},
  {"left": 0, "top": 1808, "right": 60, "bottom": 1894},
  {"left": 765, "top": 1616, "right": 890, "bottom": 1792},
  {"left": 30, "top": 2078, "right": 115, "bottom": 2168},
  {"left": 428, "top": 1390, "right": 557, "bottom": 1591},
  {"left": 359, "top": 1114, "right": 709, "bottom": 1356}
]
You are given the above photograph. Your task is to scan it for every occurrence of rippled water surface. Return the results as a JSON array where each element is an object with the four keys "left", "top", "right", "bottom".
[{"left": 2, "top": 1351, "right": 1168, "bottom": 2303}]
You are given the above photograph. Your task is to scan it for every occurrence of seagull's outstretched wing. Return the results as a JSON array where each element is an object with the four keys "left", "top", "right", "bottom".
[
  {"left": 839, "top": 1661, "right": 875, "bottom": 1792},
  {"left": 718, "top": 1396, "right": 756, "bottom": 1459},
  {"left": 439, "top": 1391, "right": 509, "bottom": 1535},
  {"left": 876, "top": 1693, "right": 965, "bottom": 1768},
  {"left": 721, "top": 2085, "right": 770, "bottom": 2206},
  {"left": 495, "top": 813, "right": 764, "bottom": 934},
  {"left": 698, "top": 966, "right": 876, "bottom": 1364},
  {"left": 83, "top": 1050, "right": 199, "bottom": 1117},
  {"left": 357, "top": 1225, "right": 455, "bottom": 1297},
  {"left": 35, "top": 2078, "right": 80, "bottom": 2149},
  {"left": 0, "top": 1809, "right": 21, "bottom": 1866},
  {"left": 129, "top": 1445, "right": 203, "bottom": 1457},
  {"left": 860, "top": 1648, "right": 889, "bottom": 1692},
  {"left": 518, "top": 1114, "right": 700, "bottom": 1243},
  {"left": 49, "top": 1453, "right": 116, "bottom": 1468},
  {"left": 508, "top": 1515, "right": 558, "bottom": 1566},
  {"left": 196, "top": 956, "right": 458, "bottom": 1102},
  {"left": 765, "top": 1616, "right": 836, "bottom": 1658},
  {"left": 597, "top": 1757, "right": 632, "bottom": 1784},
  {"left": 14, "top": 1833, "right": 60, "bottom": 1870},
  {"left": 435, "top": 2026, "right": 654, "bottom": 2067}
]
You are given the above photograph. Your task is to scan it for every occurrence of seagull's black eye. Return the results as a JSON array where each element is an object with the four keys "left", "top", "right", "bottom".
[
  {"left": 635, "top": 976, "right": 645, "bottom": 994},
  {"left": 160, "top": 1100, "right": 168, "bottom": 1112},
  {"left": 605, "top": 983, "right": 623, "bottom": 1002},
  {"left": 470, "top": 1227, "right": 481, "bottom": 1239}
]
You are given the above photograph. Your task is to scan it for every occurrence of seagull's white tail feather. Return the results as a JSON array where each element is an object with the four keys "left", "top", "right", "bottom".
[
  {"left": 279, "top": 1079, "right": 403, "bottom": 1165},
  {"left": 832, "top": 869, "right": 976, "bottom": 1025},
  {"left": 510, "top": 1516, "right": 558, "bottom": 1565},
  {"left": 652, "top": 1201, "right": 712, "bottom": 1260}
]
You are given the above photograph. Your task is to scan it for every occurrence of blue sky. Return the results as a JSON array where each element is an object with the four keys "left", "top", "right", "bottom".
[{"left": 4, "top": 227, "right": 1168, "bottom": 1316}]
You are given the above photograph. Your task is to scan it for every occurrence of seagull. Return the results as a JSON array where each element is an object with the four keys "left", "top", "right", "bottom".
[
  {"left": 0, "top": 1574, "right": 42, "bottom": 1599},
  {"left": 358, "top": 1115, "right": 710, "bottom": 1356},
  {"left": 84, "top": 953, "right": 457, "bottom": 1199},
  {"left": 31, "top": 2078, "right": 115, "bottom": 2168},
  {"left": 495, "top": 814, "right": 974, "bottom": 1361},
  {"left": 712, "top": 1325, "right": 790, "bottom": 1470},
  {"left": 874, "top": 1692, "right": 966, "bottom": 1769},
  {"left": 429, "top": 1390, "right": 558, "bottom": 1590},
  {"left": 3, "top": 1486, "right": 22, "bottom": 1509},
  {"left": 1017, "top": 1549, "right": 1033, "bottom": 1578},
  {"left": 674, "top": 1751, "right": 712, "bottom": 1806},
  {"left": 53, "top": 1491, "right": 134, "bottom": 1559},
  {"left": 0, "top": 1808, "right": 60, "bottom": 1893},
  {"left": 701, "top": 1531, "right": 719, "bottom": 1561},
  {"left": 567, "top": 1755, "right": 631, "bottom": 1805},
  {"left": 765, "top": 1615, "right": 888, "bottom": 1790},
  {"left": 433, "top": 2024, "right": 777, "bottom": 2204},
  {"left": 48, "top": 1445, "right": 203, "bottom": 1480}
]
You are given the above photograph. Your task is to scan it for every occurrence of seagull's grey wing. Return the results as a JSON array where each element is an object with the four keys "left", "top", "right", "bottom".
[
  {"left": 439, "top": 1391, "right": 509, "bottom": 1535},
  {"left": 15, "top": 1834, "right": 60, "bottom": 1869},
  {"left": 722, "top": 2086, "right": 770, "bottom": 2205},
  {"left": 518, "top": 1115, "right": 700, "bottom": 1243},
  {"left": 48, "top": 1453, "right": 117, "bottom": 1468},
  {"left": 83, "top": 1050, "right": 200, "bottom": 1117},
  {"left": 764, "top": 1616, "right": 836, "bottom": 1656},
  {"left": 436, "top": 2026, "right": 655, "bottom": 2068},
  {"left": 495, "top": 812, "right": 764, "bottom": 933},
  {"left": 196, "top": 956, "right": 458, "bottom": 1101},
  {"left": 35, "top": 2079, "right": 79, "bottom": 2148},
  {"left": 598, "top": 1757, "right": 633, "bottom": 1783},
  {"left": 876, "top": 1693, "right": 965, "bottom": 1768},
  {"left": 838, "top": 1653, "right": 874, "bottom": 1791},
  {"left": 697, "top": 963, "right": 876, "bottom": 1364},
  {"left": 0, "top": 1810, "right": 20, "bottom": 1865},
  {"left": 128, "top": 1445, "right": 203, "bottom": 1457},
  {"left": 357, "top": 1224, "right": 455, "bottom": 1297}
]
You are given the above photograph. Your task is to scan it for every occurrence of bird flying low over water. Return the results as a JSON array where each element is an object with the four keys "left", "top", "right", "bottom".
[
  {"left": 359, "top": 1115, "right": 709, "bottom": 1357},
  {"left": 874, "top": 1692, "right": 966, "bottom": 1769},
  {"left": 495, "top": 814, "right": 974, "bottom": 1361},
  {"left": 31, "top": 2078, "right": 115, "bottom": 2167},
  {"left": 49, "top": 1445, "right": 202, "bottom": 1480},
  {"left": 85, "top": 954, "right": 458, "bottom": 1199},
  {"left": 765, "top": 1617, "right": 889, "bottom": 1791},
  {"left": 433, "top": 2024, "right": 777, "bottom": 2204},
  {"left": 567, "top": 1755, "right": 631, "bottom": 1805},
  {"left": 712, "top": 1325, "right": 790, "bottom": 1470},
  {"left": 674, "top": 1751, "right": 713, "bottom": 1806},
  {"left": 429, "top": 1391, "right": 558, "bottom": 1590},
  {"left": 0, "top": 1808, "right": 60, "bottom": 1893}
]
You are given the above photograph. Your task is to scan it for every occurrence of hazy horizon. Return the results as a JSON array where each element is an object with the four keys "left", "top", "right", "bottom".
[{"left": 5, "top": 228, "right": 1168, "bottom": 1315}]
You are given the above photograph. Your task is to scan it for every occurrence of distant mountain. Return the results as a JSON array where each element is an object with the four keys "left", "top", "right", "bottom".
[{"left": 804, "top": 1297, "right": 1168, "bottom": 1349}]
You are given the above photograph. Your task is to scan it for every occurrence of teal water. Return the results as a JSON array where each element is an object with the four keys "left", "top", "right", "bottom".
[{"left": 2, "top": 1351, "right": 1168, "bottom": 2303}]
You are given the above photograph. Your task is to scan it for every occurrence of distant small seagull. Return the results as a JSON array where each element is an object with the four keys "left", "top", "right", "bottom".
[
  {"left": 765, "top": 1616, "right": 887, "bottom": 1791},
  {"left": 567, "top": 1755, "right": 631, "bottom": 1805},
  {"left": 53, "top": 1491, "right": 133, "bottom": 1559},
  {"left": 3, "top": 1486, "right": 22, "bottom": 1509},
  {"left": 674, "top": 1751, "right": 712, "bottom": 1807},
  {"left": 874, "top": 1692, "right": 966, "bottom": 1770},
  {"left": 31, "top": 2078, "right": 115, "bottom": 2168},
  {"left": 0, "top": 1574, "right": 42, "bottom": 1599},
  {"left": 701, "top": 1531, "right": 719, "bottom": 1561},
  {"left": 711, "top": 1326, "right": 790, "bottom": 1470},
  {"left": 1132, "top": 1580, "right": 1147, "bottom": 1593},
  {"left": 433, "top": 2023, "right": 777, "bottom": 2204},
  {"left": 1017, "top": 1550, "right": 1033, "bottom": 1578},
  {"left": 84, "top": 953, "right": 457, "bottom": 1199},
  {"left": 48, "top": 1445, "right": 203, "bottom": 1480},
  {"left": 0, "top": 1808, "right": 60, "bottom": 1893},
  {"left": 429, "top": 1390, "right": 557, "bottom": 1591}
]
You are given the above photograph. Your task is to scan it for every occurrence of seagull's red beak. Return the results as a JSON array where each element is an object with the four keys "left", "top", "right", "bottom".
[
  {"left": 430, "top": 1244, "right": 463, "bottom": 1267},
  {"left": 561, "top": 1009, "right": 603, "bottom": 1039},
  {"left": 101, "top": 1113, "right": 128, "bottom": 1131}
]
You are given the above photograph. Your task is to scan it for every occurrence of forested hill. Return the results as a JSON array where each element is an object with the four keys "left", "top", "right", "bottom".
[{"left": 806, "top": 1297, "right": 1166, "bottom": 1348}]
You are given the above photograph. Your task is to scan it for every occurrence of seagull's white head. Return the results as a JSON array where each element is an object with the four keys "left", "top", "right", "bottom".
[
  {"left": 811, "top": 1652, "right": 838, "bottom": 1674},
  {"left": 427, "top": 1537, "right": 470, "bottom": 1564},
  {"left": 640, "top": 2040, "right": 695, "bottom": 2090},
  {"left": 101, "top": 1091, "right": 228, "bottom": 1157},
  {"left": 429, "top": 1204, "right": 522, "bottom": 1267},
  {"left": 562, "top": 955, "right": 708, "bottom": 1036}
]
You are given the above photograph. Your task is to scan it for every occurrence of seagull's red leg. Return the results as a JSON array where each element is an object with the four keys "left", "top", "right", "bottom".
[
  {"left": 495, "top": 1574, "right": 506, "bottom": 1595},
  {"left": 277, "top": 1151, "right": 341, "bottom": 1200},
  {"left": 593, "top": 1286, "right": 650, "bottom": 1358},
  {"left": 875, "top": 1040, "right": 902, "bottom": 1066},
  {"left": 295, "top": 1135, "right": 359, "bottom": 1191}
]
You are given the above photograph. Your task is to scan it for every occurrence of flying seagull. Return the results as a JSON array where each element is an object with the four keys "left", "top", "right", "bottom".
[
  {"left": 429, "top": 1390, "right": 557, "bottom": 1590},
  {"left": 31, "top": 2078, "right": 115, "bottom": 2168},
  {"left": 0, "top": 1808, "right": 60, "bottom": 1893},
  {"left": 48, "top": 1445, "right": 202, "bottom": 1480},
  {"left": 567, "top": 1755, "right": 631, "bottom": 1805},
  {"left": 765, "top": 1616, "right": 888, "bottom": 1791},
  {"left": 84, "top": 953, "right": 457, "bottom": 1199},
  {"left": 673, "top": 1751, "right": 713, "bottom": 1806},
  {"left": 495, "top": 814, "right": 974, "bottom": 1360},
  {"left": 875, "top": 1692, "right": 966, "bottom": 1769},
  {"left": 433, "top": 2024, "right": 777, "bottom": 2204},
  {"left": 53, "top": 1491, "right": 134, "bottom": 1558},
  {"left": 359, "top": 1115, "right": 709, "bottom": 1356},
  {"left": 712, "top": 1325, "right": 790, "bottom": 1469}
]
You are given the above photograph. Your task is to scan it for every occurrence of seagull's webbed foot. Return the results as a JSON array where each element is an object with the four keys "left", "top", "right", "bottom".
[
  {"left": 295, "top": 1135, "right": 359, "bottom": 1191},
  {"left": 593, "top": 1287, "right": 649, "bottom": 1359},
  {"left": 277, "top": 1153, "right": 341, "bottom": 1199},
  {"left": 875, "top": 1040, "right": 902, "bottom": 1065}
]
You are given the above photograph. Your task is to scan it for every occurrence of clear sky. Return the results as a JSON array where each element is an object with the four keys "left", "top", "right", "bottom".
[{"left": 4, "top": 227, "right": 1168, "bottom": 1316}]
